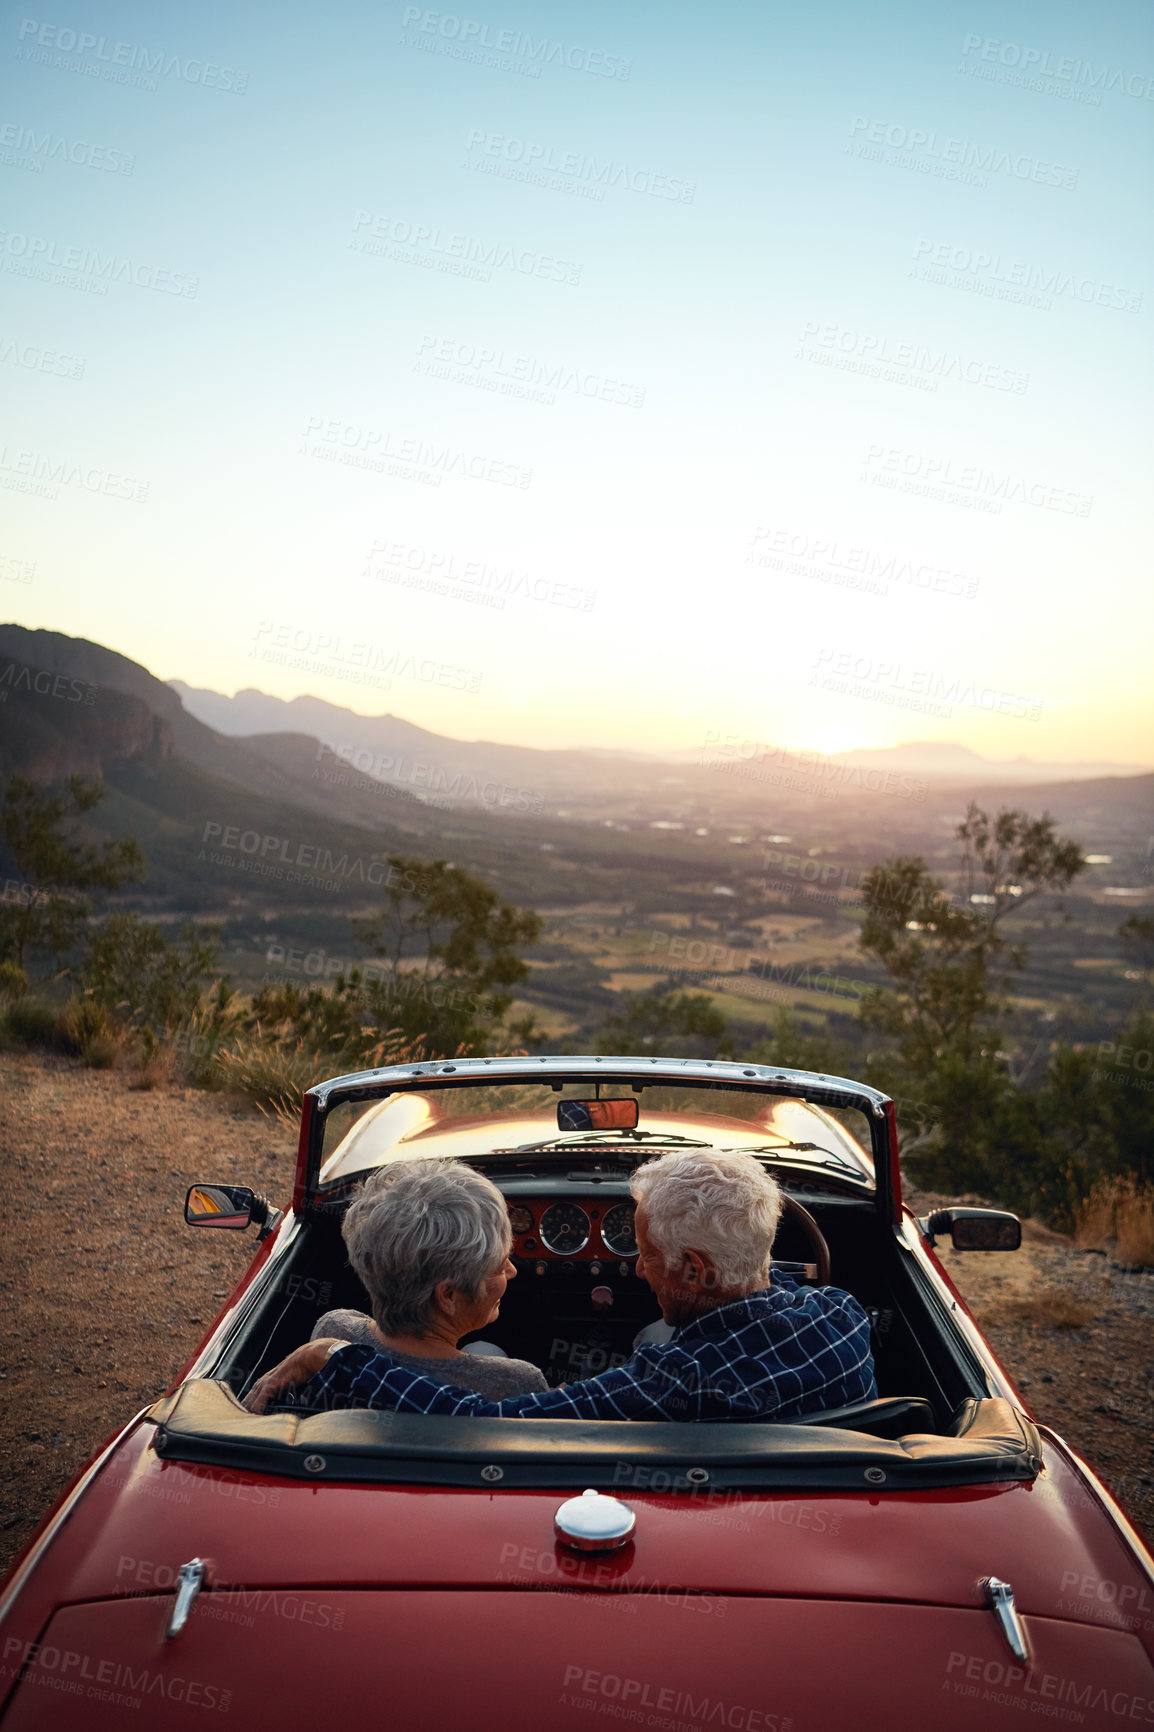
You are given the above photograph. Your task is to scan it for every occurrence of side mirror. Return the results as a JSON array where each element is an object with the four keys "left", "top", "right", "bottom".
[
  {"left": 185, "top": 1184, "right": 257, "bottom": 1229},
  {"left": 919, "top": 1207, "right": 1021, "bottom": 1252}
]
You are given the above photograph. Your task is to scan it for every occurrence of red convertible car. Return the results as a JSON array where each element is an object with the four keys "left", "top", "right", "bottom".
[{"left": 2, "top": 1056, "right": 1152, "bottom": 1729}]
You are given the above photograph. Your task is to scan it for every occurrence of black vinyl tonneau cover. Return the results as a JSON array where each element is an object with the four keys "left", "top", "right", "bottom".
[{"left": 146, "top": 1381, "right": 1042, "bottom": 1491}]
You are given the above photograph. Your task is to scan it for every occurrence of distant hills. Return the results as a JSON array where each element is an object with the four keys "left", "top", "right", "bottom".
[
  {"left": 167, "top": 680, "right": 620, "bottom": 802},
  {"left": 1, "top": 625, "right": 1150, "bottom": 926},
  {"left": 658, "top": 736, "right": 1149, "bottom": 785},
  {"left": 171, "top": 680, "right": 1149, "bottom": 789},
  {"left": 824, "top": 741, "right": 1150, "bottom": 784}
]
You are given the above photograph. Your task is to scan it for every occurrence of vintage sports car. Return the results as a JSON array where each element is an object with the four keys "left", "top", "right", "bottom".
[{"left": 2, "top": 1056, "right": 1152, "bottom": 1729}]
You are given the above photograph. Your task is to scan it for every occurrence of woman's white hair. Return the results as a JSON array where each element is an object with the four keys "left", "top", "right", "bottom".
[
  {"left": 630, "top": 1150, "right": 782, "bottom": 1289},
  {"left": 341, "top": 1157, "right": 511, "bottom": 1336}
]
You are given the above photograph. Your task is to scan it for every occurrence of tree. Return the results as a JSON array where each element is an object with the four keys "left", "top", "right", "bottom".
[
  {"left": 1118, "top": 914, "right": 1154, "bottom": 993},
  {"left": 738, "top": 1007, "right": 856, "bottom": 1077},
  {"left": 955, "top": 802, "right": 1086, "bottom": 965},
  {"left": 598, "top": 986, "right": 731, "bottom": 1058},
  {"left": 80, "top": 914, "right": 221, "bottom": 1035},
  {"left": 351, "top": 854, "right": 543, "bottom": 1054},
  {"left": 857, "top": 803, "right": 1085, "bottom": 1181},
  {"left": 857, "top": 857, "right": 994, "bottom": 1074},
  {"left": 859, "top": 803, "right": 1085, "bottom": 1073},
  {"left": 0, "top": 776, "right": 144, "bottom": 972}
]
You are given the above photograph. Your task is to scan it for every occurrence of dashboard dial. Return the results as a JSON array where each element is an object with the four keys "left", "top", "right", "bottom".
[
  {"left": 539, "top": 1202, "right": 591, "bottom": 1255},
  {"left": 508, "top": 1205, "right": 534, "bottom": 1236},
  {"left": 601, "top": 1203, "right": 638, "bottom": 1257}
]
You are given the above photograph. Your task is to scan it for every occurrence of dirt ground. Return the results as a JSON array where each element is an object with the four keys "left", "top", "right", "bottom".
[
  {"left": 1, "top": 1049, "right": 1151, "bottom": 1581},
  {"left": 0, "top": 1050, "right": 296, "bottom": 1579},
  {"left": 905, "top": 1183, "right": 1154, "bottom": 1548}
]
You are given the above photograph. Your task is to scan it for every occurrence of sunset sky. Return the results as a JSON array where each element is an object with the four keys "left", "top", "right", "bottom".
[{"left": 2, "top": 0, "right": 1152, "bottom": 763}]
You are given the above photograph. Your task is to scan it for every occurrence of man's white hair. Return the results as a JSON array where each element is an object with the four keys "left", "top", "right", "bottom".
[{"left": 630, "top": 1149, "right": 782, "bottom": 1288}]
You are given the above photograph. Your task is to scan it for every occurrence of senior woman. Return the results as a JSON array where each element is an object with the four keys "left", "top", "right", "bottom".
[{"left": 245, "top": 1157, "right": 545, "bottom": 1412}]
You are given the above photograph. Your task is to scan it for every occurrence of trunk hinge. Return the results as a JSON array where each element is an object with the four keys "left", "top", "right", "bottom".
[
  {"left": 166, "top": 1558, "right": 206, "bottom": 1639},
  {"left": 981, "top": 1575, "right": 1031, "bottom": 1664}
]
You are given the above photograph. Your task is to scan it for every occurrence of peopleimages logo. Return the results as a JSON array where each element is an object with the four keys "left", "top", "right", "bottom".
[
  {"left": 700, "top": 731, "right": 928, "bottom": 802},
  {"left": 0, "top": 121, "right": 135, "bottom": 173},
  {"left": 0, "top": 445, "right": 149, "bottom": 503},
  {"left": 316, "top": 741, "right": 545, "bottom": 813},
  {"left": 366, "top": 538, "right": 595, "bottom": 612},
  {"left": 464, "top": 130, "right": 696, "bottom": 202},
  {"left": 0, "top": 335, "right": 85, "bottom": 379},
  {"left": 860, "top": 443, "right": 1093, "bottom": 517},
  {"left": 399, "top": 7, "right": 632, "bottom": 79},
  {"left": 0, "top": 662, "right": 96, "bottom": 703},
  {"left": 15, "top": 18, "right": 248, "bottom": 92},
  {"left": 415, "top": 334, "right": 646, "bottom": 408},
  {"left": 960, "top": 33, "right": 1154, "bottom": 100},
  {"left": 810, "top": 648, "right": 1044, "bottom": 722},
  {"left": 0, "top": 230, "right": 198, "bottom": 297},
  {"left": 249, "top": 620, "right": 484, "bottom": 695},
  {"left": 911, "top": 239, "right": 1141, "bottom": 313},
  {"left": 1, "top": 1636, "right": 230, "bottom": 1714},
  {"left": 747, "top": 524, "right": 980, "bottom": 600},
  {"left": 848, "top": 116, "right": 1078, "bottom": 188},
  {"left": 351, "top": 210, "right": 582, "bottom": 286},
  {"left": 199, "top": 822, "right": 397, "bottom": 892}
]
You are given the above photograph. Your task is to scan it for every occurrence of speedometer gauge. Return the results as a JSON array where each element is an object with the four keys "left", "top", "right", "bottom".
[
  {"left": 601, "top": 1203, "right": 638, "bottom": 1256},
  {"left": 539, "top": 1202, "right": 590, "bottom": 1255}
]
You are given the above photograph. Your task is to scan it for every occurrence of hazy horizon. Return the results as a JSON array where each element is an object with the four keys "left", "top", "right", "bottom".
[
  {"left": 3, "top": 0, "right": 1152, "bottom": 763},
  {"left": 166, "top": 670, "right": 1153, "bottom": 769}
]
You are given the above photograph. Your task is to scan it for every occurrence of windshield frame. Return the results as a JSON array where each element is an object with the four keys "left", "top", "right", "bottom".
[{"left": 293, "top": 1056, "right": 900, "bottom": 1222}]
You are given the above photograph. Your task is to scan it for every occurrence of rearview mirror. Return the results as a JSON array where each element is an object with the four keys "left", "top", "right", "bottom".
[
  {"left": 919, "top": 1207, "right": 1021, "bottom": 1252},
  {"left": 557, "top": 1098, "right": 639, "bottom": 1132},
  {"left": 185, "top": 1184, "right": 256, "bottom": 1230}
]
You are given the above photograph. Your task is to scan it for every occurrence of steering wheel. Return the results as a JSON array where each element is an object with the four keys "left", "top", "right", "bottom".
[{"left": 778, "top": 1194, "right": 831, "bottom": 1285}]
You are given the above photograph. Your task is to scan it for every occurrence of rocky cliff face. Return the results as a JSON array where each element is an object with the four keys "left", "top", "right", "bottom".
[
  {"left": 0, "top": 624, "right": 185, "bottom": 721},
  {"left": 0, "top": 656, "right": 175, "bottom": 783}
]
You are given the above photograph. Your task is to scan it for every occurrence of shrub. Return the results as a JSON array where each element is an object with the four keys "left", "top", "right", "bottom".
[
  {"left": 213, "top": 1027, "right": 427, "bottom": 1125},
  {"left": 170, "top": 980, "right": 246, "bottom": 1088},
  {"left": 82, "top": 1033, "right": 122, "bottom": 1070},
  {"left": 1075, "top": 1176, "right": 1154, "bottom": 1270},
  {"left": 2, "top": 996, "right": 59, "bottom": 1048},
  {"left": 127, "top": 1026, "right": 178, "bottom": 1090},
  {"left": 54, "top": 995, "right": 125, "bottom": 1067},
  {"left": 0, "top": 961, "right": 28, "bottom": 998},
  {"left": 80, "top": 914, "right": 219, "bottom": 1037}
]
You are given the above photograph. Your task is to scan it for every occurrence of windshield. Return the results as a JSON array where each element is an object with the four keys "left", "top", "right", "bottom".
[{"left": 317, "top": 1079, "right": 874, "bottom": 1191}]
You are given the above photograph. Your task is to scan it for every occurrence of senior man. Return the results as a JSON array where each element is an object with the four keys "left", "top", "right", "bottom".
[{"left": 248, "top": 1149, "right": 876, "bottom": 1421}]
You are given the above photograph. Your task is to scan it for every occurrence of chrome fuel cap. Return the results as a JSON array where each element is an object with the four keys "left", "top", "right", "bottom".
[{"left": 555, "top": 1488, "right": 636, "bottom": 1552}]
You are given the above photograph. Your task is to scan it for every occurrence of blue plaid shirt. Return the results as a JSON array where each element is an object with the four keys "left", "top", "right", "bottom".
[{"left": 303, "top": 1272, "right": 876, "bottom": 1422}]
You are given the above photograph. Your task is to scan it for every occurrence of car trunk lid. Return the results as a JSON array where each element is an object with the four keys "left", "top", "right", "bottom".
[{"left": 4, "top": 1590, "right": 1150, "bottom": 1730}]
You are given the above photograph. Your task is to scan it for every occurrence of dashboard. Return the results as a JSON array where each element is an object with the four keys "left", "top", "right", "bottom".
[{"left": 505, "top": 1193, "right": 638, "bottom": 1266}]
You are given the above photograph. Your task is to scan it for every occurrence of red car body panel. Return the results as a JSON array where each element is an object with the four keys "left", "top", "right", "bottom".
[
  {"left": 3, "top": 1590, "right": 1152, "bottom": 1731},
  {"left": 23, "top": 1427, "right": 1154, "bottom": 1619},
  {"left": 2, "top": 1421, "right": 1151, "bottom": 1677}
]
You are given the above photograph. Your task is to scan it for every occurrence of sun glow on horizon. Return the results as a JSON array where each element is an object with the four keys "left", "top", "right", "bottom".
[{"left": 793, "top": 731, "right": 870, "bottom": 758}]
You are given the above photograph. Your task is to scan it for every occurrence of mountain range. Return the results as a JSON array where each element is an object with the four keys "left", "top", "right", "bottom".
[
  {"left": 1, "top": 624, "right": 1150, "bottom": 924},
  {"left": 170, "top": 680, "right": 1149, "bottom": 789}
]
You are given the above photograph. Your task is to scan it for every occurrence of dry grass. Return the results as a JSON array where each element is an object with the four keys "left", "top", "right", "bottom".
[
  {"left": 126, "top": 1041, "right": 180, "bottom": 1091},
  {"left": 53, "top": 995, "right": 127, "bottom": 1069},
  {"left": 213, "top": 1028, "right": 427, "bottom": 1125},
  {"left": 998, "top": 1291, "right": 1094, "bottom": 1330},
  {"left": 1075, "top": 1177, "right": 1154, "bottom": 1270}
]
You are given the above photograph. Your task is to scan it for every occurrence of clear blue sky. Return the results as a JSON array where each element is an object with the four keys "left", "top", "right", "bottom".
[{"left": 2, "top": 0, "right": 1151, "bottom": 759}]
